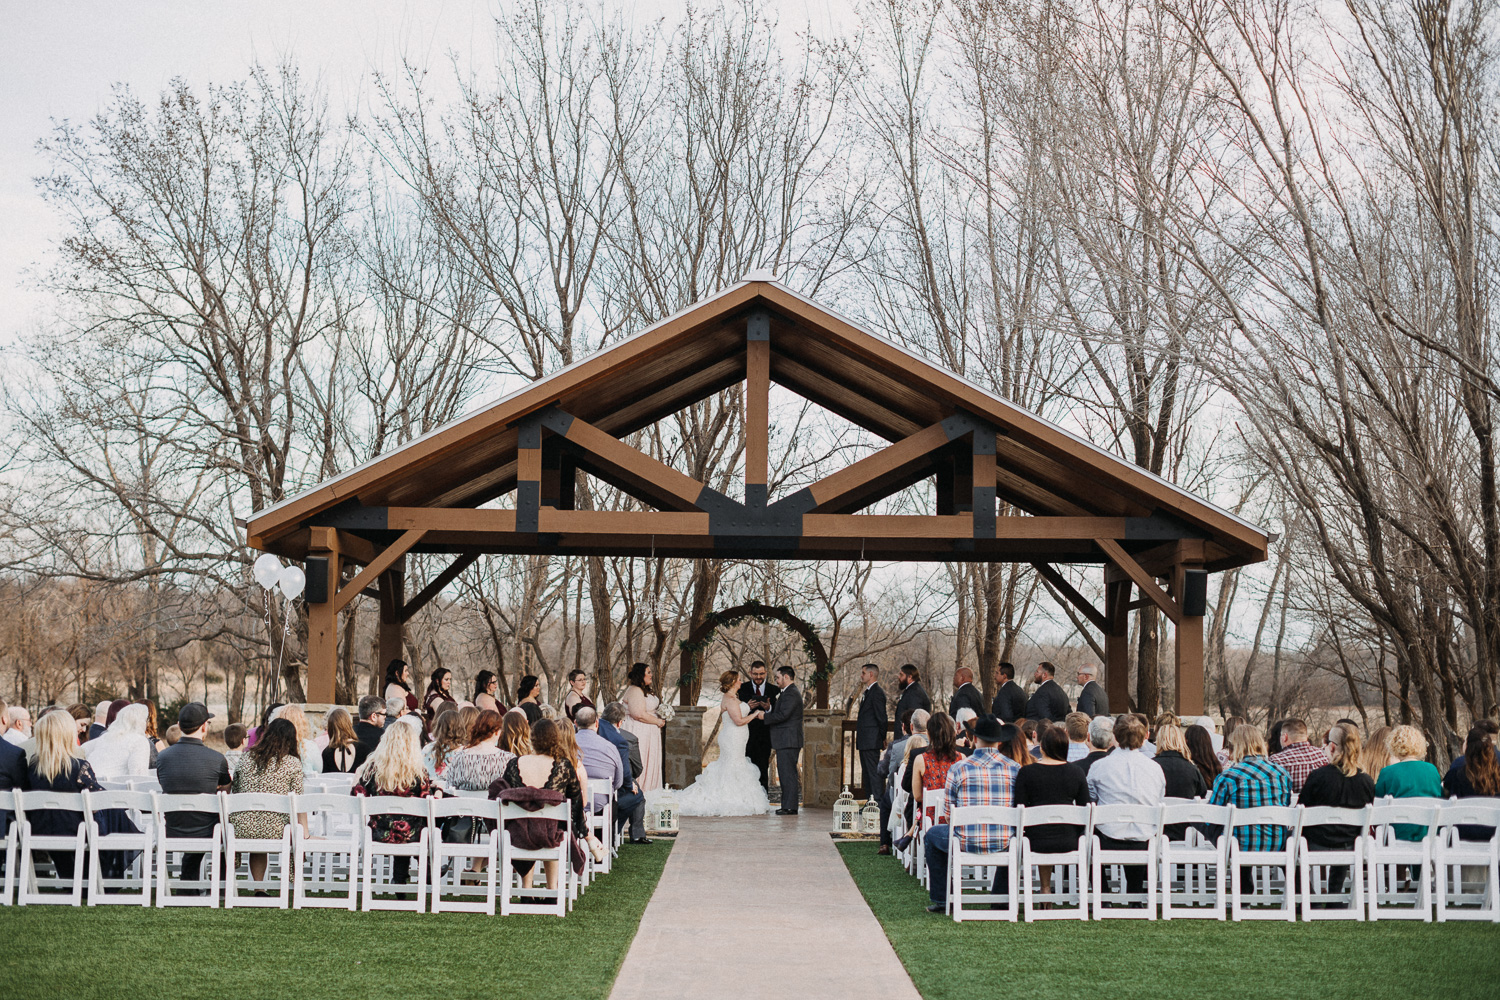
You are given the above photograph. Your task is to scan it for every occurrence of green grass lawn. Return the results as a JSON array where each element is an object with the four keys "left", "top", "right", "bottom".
[
  {"left": 0, "top": 840, "right": 671, "bottom": 1000},
  {"left": 838, "top": 842, "right": 1500, "bottom": 1000}
]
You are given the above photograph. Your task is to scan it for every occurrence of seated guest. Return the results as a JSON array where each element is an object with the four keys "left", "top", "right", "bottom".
[
  {"left": 3, "top": 705, "right": 32, "bottom": 746},
  {"left": 1014, "top": 725, "right": 1089, "bottom": 857},
  {"left": 1209, "top": 724, "right": 1293, "bottom": 852},
  {"left": 423, "top": 708, "right": 472, "bottom": 784},
  {"left": 875, "top": 709, "right": 920, "bottom": 854},
  {"left": 600, "top": 703, "right": 642, "bottom": 791},
  {"left": 1443, "top": 724, "right": 1500, "bottom": 842},
  {"left": 1373, "top": 725, "right": 1444, "bottom": 841},
  {"left": 1269, "top": 718, "right": 1326, "bottom": 793},
  {"left": 442, "top": 710, "right": 511, "bottom": 791},
  {"left": 321, "top": 708, "right": 359, "bottom": 773},
  {"left": 555, "top": 718, "right": 606, "bottom": 862},
  {"left": 245, "top": 702, "right": 283, "bottom": 749},
  {"left": 229, "top": 718, "right": 304, "bottom": 889},
  {"left": 155, "top": 703, "right": 231, "bottom": 894},
  {"left": 1136, "top": 713, "right": 1157, "bottom": 758},
  {"left": 497, "top": 718, "right": 586, "bottom": 892},
  {"left": 577, "top": 706, "right": 648, "bottom": 844},
  {"left": 1298, "top": 723, "right": 1375, "bottom": 898},
  {"left": 275, "top": 705, "right": 321, "bottom": 777},
  {"left": 386, "top": 696, "right": 408, "bottom": 724},
  {"left": 89, "top": 701, "right": 112, "bottom": 742},
  {"left": 1193, "top": 716, "right": 1224, "bottom": 753},
  {"left": 910, "top": 712, "right": 962, "bottom": 815},
  {"left": 922, "top": 716, "right": 1022, "bottom": 913},
  {"left": 353, "top": 696, "right": 386, "bottom": 768},
  {"left": 82, "top": 703, "right": 151, "bottom": 779},
  {"left": 954, "top": 708, "right": 978, "bottom": 751},
  {"left": 1153, "top": 724, "right": 1207, "bottom": 840},
  {"left": 999, "top": 723, "right": 1032, "bottom": 767},
  {"left": 0, "top": 697, "right": 24, "bottom": 838},
  {"left": 1087, "top": 714, "right": 1164, "bottom": 897},
  {"left": 1184, "top": 724, "right": 1222, "bottom": 792},
  {"left": 25, "top": 710, "right": 114, "bottom": 883},
  {"left": 223, "top": 724, "right": 248, "bottom": 777},
  {"left": 1218, "top": 716, "right": 1245, "bottom": 766},
  {"left": 1361, "top": 725, "right": 1393, "bottom": 782},
  {"left": 1063, "top": 712, "right": 1091, "bottom": 762},
  {"left": 351, "top": 722, "right": 438, "bottom": 886},
  {"left": 67, "top": 704, "right": 92, "bottom": 744},
  {"left": 163, "top": 724, "right": 182, "bottom": 746},
  {"left": 1077, "top": 717, "right": 1114, "bottom": 778},
  {"left": 138, "top": 701, "right": 167, "bottom": 762}
]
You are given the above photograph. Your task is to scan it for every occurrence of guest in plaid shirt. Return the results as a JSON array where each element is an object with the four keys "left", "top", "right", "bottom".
[
  {"left": 922, "top": 715, "right": 1021, "bottom": 912},
  {"left": 1209, "top": 724, "right": 1293, "bottom": 851},
  {"left": 1268, "top": 719, "right": 1326, "bottom": 792}
]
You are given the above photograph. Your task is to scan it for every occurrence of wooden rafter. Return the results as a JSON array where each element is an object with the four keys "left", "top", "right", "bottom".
[
  {"left": 1097, "top": 538, "right": 1182, "bottom": 625},
  {"left": 331, "top": 529, "right": 427, "bottom": 614},
  {"left": 745, "top": 313, "right": 770, "bottom": 503},
  {"left": 805, "top": 422, "right": 956, "bottom": 513}
]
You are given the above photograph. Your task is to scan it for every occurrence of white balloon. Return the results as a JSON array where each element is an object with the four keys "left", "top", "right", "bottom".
[
  {"left": 253, "top": 553, "right": 282, "bottom": 590},
  {"left": 278, "top": 565, "right": 306, "bottom": 600}
]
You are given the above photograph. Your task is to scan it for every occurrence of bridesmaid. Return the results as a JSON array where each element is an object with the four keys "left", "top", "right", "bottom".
[
  {"left": 562, "top": 669, "right": 595, "bottom": 722},
  {"left": 619, "top": 662, "right": 665, "bottom": 791}
]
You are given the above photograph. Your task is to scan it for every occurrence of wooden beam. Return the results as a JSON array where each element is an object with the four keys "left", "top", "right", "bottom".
[
  {"left": 1031, "top": 562, "right": 1108, "bottom": 632},
  {"left": 1104, "top": 578, "right": 1131, "bottom": 713},
  {"left": 745, "top": 316, "right": 770, "bottom": 504},
  {"left": 1097, "top": 538, "right": 1182, "bottom": 625},
  {"left": 806, "top": 422, "right": 955, "bottom": 512},
  {"left": 377, "top": 562, "right": 404, "bottom": 674},
  {"left": 558, "top": 412, "right": 711, "bottom": 512},
  {"left": 331, "top": 529, "right": 427, "bottom": 614},
  {"left": 388, "top": 508, "right": 518, "bottom": 532},
  {"left": 803, "top": 514, "right": 974, "bottom": 539},
  {"left": 1175, "top": 611, "right": 1205, "bottom": 715},
  {"left": 403, "top": 553, "right": 480, "bottom": 620},
  {"left": 542, "top": 509, "right": 711, "bottom": 535},
  {"left": 305, "top": 531, "right": 342, "bottom": 705}
]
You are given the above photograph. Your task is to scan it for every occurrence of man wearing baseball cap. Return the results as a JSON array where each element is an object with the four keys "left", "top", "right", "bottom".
[
  {"left": 155, "top": 702, "right": 231, "bottom": 896},
  {"left": 923, "top": 714, "right": 1022, "bottom": 913}
]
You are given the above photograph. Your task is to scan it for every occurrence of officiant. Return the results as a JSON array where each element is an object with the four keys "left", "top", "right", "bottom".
[{"left": 738, "top": 660, "right": 777, "bottom": 789}]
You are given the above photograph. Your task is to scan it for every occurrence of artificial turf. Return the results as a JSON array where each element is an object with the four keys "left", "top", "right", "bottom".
[
  {"left": 0, "top": 839, "right": 671, "bottom": 1000},
  {"left": 837, "top": 842, "right": 1500, "bottom": 1000}
]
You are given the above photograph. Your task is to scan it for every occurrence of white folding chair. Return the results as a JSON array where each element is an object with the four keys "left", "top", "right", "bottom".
[
  {"left": 1367, "top": 798, "right": 1438, "bottom": 921},
  {"left": 96, "top": 780, "right": 132, "bottom": 792},
  {"left": 83, "top": 789, "right": 154, "bottom": 906},
  {"left": 1019, "top": 804, "right": 1091, "bottom": 921},
  {"left": 1433, "top": 802, "right": 1499, "bottom": 922},
  {"left": 916, "top": 789, "right": 947, "bottom": 889},
  {"left": 359, "top": 795, "right": 431, "bottom": 912},
  {"left": 15, "top": 791, "right": 88, "bottom": 905},
  {"left": 221, "top": 792, "right": 294, "bottom": 908},
  {"left": 946, "top": 805, "right": 1021, "bottom": 922},
  {"left": 1228, "top": 805, "right": 1300, "bottom": 921},
  {"left": 431, "top": 797, "right": 500, "bottom": 915},
  {"left": 1159, "top": 802, "right": 1231, "bottom": 920},
  {"left": 590, "top": 788, "right": 616, "bottom": 876},
  {"left": 152, "top": 792, "right": 223, "bottom": 907},
  {"left": 291, "top": 793, "right": 360, "bottom": 910},
  {"left": 499, "top": 801, "right": 571, "bottom": 917},
  {"left": 1297, "top": 806, "right": 1369, "bottom": 921},
  {"left": 320, "top": 773, "right": 358, "bottom": 794},
  {"left": 1090, "top": 804, "right": 1160, "bottom": 919},
  {"left": 0, "top": 790, "right": 19, "bottom": 906},
  {"left": 126, "top": 777, "right": 161, "bottom": 793}
]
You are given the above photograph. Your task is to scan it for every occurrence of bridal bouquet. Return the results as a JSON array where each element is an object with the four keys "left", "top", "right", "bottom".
[{"left": 655, "top": 701, "right": 676, "bottom": 724}]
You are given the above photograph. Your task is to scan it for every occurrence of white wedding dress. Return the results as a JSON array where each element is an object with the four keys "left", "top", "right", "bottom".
[{"left": 674, "top": 697, "right": 772, "bottom": 816}]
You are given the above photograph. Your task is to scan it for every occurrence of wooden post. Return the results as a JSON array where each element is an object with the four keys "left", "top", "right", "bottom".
[
  {"left": 1173, "top": 561, "right": 1205, "bottom": 715},
  {"left": 517, "top": 416, "right": 542, "bottom": 532},
  {"left": 745, "top": 311, "right": 770, "bottom": 506},
  {"left": 378, "top": 560, "right": 405, "bottom": 677},
  {"left": 306, "top": 527, "right": 342, "bottom": 705},
  {"left": 1104, "top": 576, "right": 1131, "bottom": 714}
]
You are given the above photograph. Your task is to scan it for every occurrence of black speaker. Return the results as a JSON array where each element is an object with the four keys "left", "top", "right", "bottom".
[
  {"left": 304, "top": 556, "right": 329, "bottom": 603},
  {"left": 1182, "top": 568, "right": 1208, "bottom": 617}
]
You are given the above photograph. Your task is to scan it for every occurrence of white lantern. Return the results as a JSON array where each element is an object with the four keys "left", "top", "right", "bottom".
[
  {"left": 860, "top": 796, "right": 881, "bottom": 836},
  {"left": 832, "top": 785, "right": 859, "bottom": 833},
  {"left": 646, "top": 786, "right": 679, "bottom": 834}
]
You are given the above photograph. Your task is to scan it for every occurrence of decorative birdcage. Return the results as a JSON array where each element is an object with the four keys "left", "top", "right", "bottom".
[
  {"left": 645, "top": 786, "right": 679, "bottom": 834},
  {"left": 860, "top": 796, "right": 882, "bottom": 836},
  {"left": 832, "top": 785, "right": 860, "bottom": 833}
]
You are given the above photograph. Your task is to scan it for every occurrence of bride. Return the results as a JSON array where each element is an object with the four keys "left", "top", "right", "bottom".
[{"left": 674, "top": 669, "right": 773, "bottom": 816}]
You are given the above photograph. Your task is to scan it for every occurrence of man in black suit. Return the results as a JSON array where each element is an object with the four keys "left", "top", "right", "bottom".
[
  {"left": 854, "top": 663, "right": 888, "bottom": 797},
  {"left": 1025, "top": 661, "right": 1072, "bottom": 722},
  {"left": 948, "top": 666, "right": 986, "bottom": 720},
  {"left": 353, "top": 695, "right": 386, "bottom": 767},
  {"left": 991, "top": 661, "right": 1028, "bottom": 722},
  {"left": 763, "top": 666, "right": 804, "bottom": 814},
  {"left": 1075, "top": 663, "right": 1110, "bottom": 716},
  {"left": 894, "top": 664, "right": 931, "bottom": 723},
  {"left": 737, "top": 660, "right": 777, "bottom": 789}
]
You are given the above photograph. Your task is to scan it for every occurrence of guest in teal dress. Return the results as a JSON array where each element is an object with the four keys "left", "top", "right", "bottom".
[{"left": 1372, "top": 725, "right": 1444, "bottom": 840}]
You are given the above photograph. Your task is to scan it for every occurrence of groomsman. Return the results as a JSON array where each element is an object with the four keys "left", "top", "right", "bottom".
[
  {"left": 1025, "top": 661, "right": 1072, "bottom": 722},
  {"left": 894, "top": 664, "right": 931, "bottom": 723},
  {"left": 738, "top": 660, "right": 778, "bottom": 789},
  {"left": 991, "top": 661, "right": 1028, "bottom": 722},
  {"left": 855, "top": 663, "right": 888, "bottom": 797},
  {"left": 1075, "top": 663, "right": 1110, "bottom": 716},
  {"left": 948, "top": 666, "right": 986, "bottom": 719}
]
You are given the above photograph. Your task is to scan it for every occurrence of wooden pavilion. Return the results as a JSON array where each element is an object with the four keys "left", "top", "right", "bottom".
[{"left": 244, "top": 277, "right": 1269, "bottom": 714}]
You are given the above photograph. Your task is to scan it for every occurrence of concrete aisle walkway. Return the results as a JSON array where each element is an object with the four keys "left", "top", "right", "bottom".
[{"left": 609, "top": 811, "right": 921, "bottom": 1000}]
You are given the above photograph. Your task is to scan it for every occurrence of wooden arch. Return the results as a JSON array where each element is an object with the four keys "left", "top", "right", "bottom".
[{"left": 677, "top": 601, "right": 832, "bottom": 707}]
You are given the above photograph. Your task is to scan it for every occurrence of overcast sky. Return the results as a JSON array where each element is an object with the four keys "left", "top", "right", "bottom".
[{"left": 0, "top": 0, "right": 848, "bottom": 339}]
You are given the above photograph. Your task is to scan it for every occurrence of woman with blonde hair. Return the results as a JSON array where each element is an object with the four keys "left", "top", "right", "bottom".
[
  {"left": 351, "top": 722, "right": 439, "bottom": 885},
  {"left": 1361, "top": 725, "right": 1394, "bottom": 783},
  {"left": 1373, "top": 724, "right": 1443, "bottom": 841},
  {"left": 1298, "top": 723, "right": 1375, "bottom": 899},
  {"left": 499, "top": 710, "right": 533, "bottom": 758},
  {"left": 321, "top": 708, "right": 359, "bottom": 773},
  {"left": 423, "top": 708, "right": 472, "bottom": 783},
  {"left": 25, "top": 710, "right": 120, "bottom": 883},
  {"left": 274, "top": 705, "right": 321, "bottom": 777}
]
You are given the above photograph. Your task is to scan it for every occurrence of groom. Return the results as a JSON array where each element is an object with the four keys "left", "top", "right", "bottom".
[{"left": 762, "top": 665, "right": 804, "bottom": 815}]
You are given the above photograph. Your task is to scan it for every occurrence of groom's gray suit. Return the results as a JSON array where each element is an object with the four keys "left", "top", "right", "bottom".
[{"left": 763, "top": 681, "right": 804, "bottom": 813}]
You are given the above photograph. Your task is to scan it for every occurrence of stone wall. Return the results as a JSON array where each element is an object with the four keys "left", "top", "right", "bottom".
[
  {"left": 662, "top": 706, "right": 706, "bottom": 790},
  {"left": 802, "top": 708, "right": 844, "bottom": 808}
]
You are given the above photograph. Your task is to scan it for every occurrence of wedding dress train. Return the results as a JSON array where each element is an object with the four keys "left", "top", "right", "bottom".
[{"left": 673, "top": 700, "right": 772, "bottom": 816}]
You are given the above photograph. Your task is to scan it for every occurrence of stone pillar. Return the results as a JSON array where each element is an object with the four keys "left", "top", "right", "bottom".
[
  {"left": 296, "top": 703, "right": 357, "bottom": 735},
  {"left": 802, "top": 708, "right": 844, "bottom": 809},
  {"left": 662, "top": 706, "right": 707, "bottom": 790}
]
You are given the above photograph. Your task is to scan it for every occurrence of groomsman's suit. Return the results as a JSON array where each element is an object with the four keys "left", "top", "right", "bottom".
[
  {"left": 948, "top": 681, "right": 987, "bottom": 720},
  {"left": 1026, "top": 677, "right": 1073, "bottom": 722},
  {"left": 763, "top": 679, "right": 805, "bottom": 814},
  {"left": 737, "top": 677, "right": 778, "bottom": 789},
  {"left": 894, "top": 679, "right": 931, "bottom": 725},
  {"left": 855, "top": 681, "right": 889, "bottom": 797},
  {"left": 991, "top": 679, "right": 1029, "bottom": 722},
  {"left": 1076, "top": 679, "right": 1110, "bottom": 717}
]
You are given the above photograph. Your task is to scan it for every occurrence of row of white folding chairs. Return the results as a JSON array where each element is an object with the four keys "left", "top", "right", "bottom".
[
  {"left": 906, "top": 797, "right": 1500, "bottom": 923},
  {"left": 0, "top": 788, "right": 601, "bottom": 915}
]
